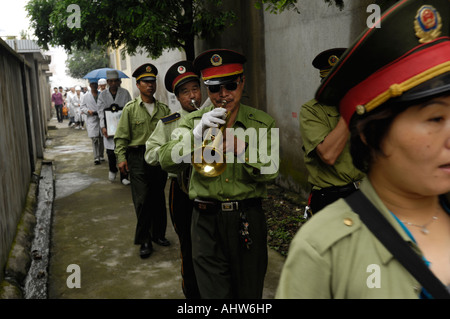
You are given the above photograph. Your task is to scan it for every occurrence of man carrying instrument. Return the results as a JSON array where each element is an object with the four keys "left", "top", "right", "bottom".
[
  {"left": 145, "top": 60, "right": 202, "bottom": 299},
  {"left": 159, "top": 49, "right": 279, "bottom": 299}
]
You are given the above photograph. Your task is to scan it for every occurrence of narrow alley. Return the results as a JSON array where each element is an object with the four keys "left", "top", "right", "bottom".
[{"left": 43, "top": 116, "right": 284, "bottom": 299}]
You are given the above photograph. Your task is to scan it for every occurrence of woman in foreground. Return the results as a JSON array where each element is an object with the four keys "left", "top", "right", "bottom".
[{"left": 276, "top": 0, "right": 450, "bottom": 298}]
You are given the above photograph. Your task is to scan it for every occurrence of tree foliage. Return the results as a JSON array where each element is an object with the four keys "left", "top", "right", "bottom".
[
  {"left": 255, "top": 0, "right": 344, "bottom": 14},
  {"left": 65, "top": 44, "right": 109, "bottom": 79},
  {"left": 26, "top": 0, "right": 348, "bottom": 61},
  {"left": 26, "top": 0, "right": 236, "bottom": 61}
]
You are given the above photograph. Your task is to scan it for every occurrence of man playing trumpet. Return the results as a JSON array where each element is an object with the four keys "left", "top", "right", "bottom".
[{"left": 159, "top": 49, "right": 279, "bottom": 299}]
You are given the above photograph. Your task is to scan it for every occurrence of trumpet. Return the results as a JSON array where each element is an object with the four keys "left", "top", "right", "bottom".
[
  {"left": 190, "top": 99, "right": 199, "bottom": 110},
  {"left": 192, "top": 100, "right": 230, "bottom": 177}
]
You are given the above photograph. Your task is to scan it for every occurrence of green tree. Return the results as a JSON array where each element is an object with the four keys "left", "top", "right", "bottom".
[
  {"left": 26, "top": 0, "right": 236, "bottom": 61},
  {"left": 26, "top": 0, "right": 348, "bottom": 61},
  {"left": 65, "top": 44, "right": 109, "bottom": 79},
  {"left": 256, "top": 0, "right": 344, "bottom": 13}
]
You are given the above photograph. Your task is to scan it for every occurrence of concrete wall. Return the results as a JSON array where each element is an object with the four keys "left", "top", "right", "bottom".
[
  {"left": 263, "top": 0, "right": 373, "bottom": 196},
  {"left": 0, "top": 39, "right": 51, "bottom": 280}
]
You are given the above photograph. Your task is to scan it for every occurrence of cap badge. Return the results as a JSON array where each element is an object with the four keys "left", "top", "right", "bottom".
[
  {"left": 356, "top": 105, "right": 366, "bottom": 116},
  {"left": 211, "top": 54, "right": 223, "bottom": 67},
  {"left": 177, "top": 66, "right": 186, "bottom": 74},
  {"left": 328, "top": 55, "right": 339, "bottom": 67},
  {"left": 146, "top": 65, "right": 152, "bottom": 73},
  {"left": 414, "top": 5, "right": 442, "bottom": 44}
]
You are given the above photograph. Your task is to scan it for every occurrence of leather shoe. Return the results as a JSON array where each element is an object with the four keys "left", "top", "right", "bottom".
[
  {"left": 139, "top": 242, "right": 153, "bottom": 259},
  {"left": 153, "top": 237, "right": 170, "bottom": 246}
]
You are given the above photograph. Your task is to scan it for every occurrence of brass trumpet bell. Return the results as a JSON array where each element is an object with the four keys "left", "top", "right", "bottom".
[
  {"left": 192, "top": 100, "right": 229, "bottom": 178},
  {"left": 192, "top": 145, "right": 227, "bottom": 177}
]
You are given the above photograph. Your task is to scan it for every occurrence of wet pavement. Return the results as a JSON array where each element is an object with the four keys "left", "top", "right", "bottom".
[{"left": 43, "top": 116, "right": 285, "bottom": 299}]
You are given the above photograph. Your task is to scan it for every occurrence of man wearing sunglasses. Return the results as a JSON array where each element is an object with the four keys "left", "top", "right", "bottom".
[{"left": 159, "top": 49, "right": 279, "bottom": 299}]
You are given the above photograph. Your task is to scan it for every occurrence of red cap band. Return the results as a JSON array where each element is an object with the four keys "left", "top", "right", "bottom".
[
  {"left": 172, "top": 72, "right": 198, "bottom": 91},
  {"left": 340, "top": 39, "right": 450, "bottom": 124},
  {"left": 201, "top": 63, "right": 243, "bottom": 80}
]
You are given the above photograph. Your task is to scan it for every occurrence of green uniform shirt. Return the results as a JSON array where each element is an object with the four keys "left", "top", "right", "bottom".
[
  {"left": 145, "top": 108, "right": 190, "bottom": 166},
  {"left": 114, "top": 96, "right": 171, "bottom": 163},
  {"left": 159, "top": 104, "right": 279, "bottom": 201},
  {"left": 276, "top": 178, "right": 427, "bottom": 299},
  {"left": 299, "top": 99, "right": 365, "bottom": 190}
]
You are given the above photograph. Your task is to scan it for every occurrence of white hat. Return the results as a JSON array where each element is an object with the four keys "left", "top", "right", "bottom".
[
  {"left": 75, "top": 86, "right": 81, "bottom": 91},
  {"left": 98, "top": 78, "right": 107, "bottom": 85},
  {"left": 106, "top": 70, "right": 119, "bottom": 80}
]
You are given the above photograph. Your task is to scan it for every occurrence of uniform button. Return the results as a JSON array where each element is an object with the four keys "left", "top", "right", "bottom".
[{"left": 343, "top": 218, "right": 353, "bottom": 226}]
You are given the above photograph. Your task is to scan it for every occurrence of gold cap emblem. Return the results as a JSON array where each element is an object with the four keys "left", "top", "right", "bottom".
[
  {"left": 414, "top": 5, "right": 442, "bottom": 43},
  {"left": 211, "top": 54, "right": 223, "bottom": 67}
]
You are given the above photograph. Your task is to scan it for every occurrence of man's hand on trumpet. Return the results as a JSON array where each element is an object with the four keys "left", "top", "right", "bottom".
[{"left": 193, "top": 107, "right": 227, "bottom": 140}]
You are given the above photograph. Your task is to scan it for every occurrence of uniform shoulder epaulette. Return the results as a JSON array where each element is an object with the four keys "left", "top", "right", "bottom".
[{"left": 161, "top": 112, "right": 181, "bottom": 124}]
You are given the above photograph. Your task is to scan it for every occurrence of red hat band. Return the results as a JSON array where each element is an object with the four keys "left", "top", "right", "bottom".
[
  {"left": 201, "top": 63, "right": 243, "bottom": 81},
  {"left": 340, "top": 38, "right": 450, "bottom": 124},
  {"left": 172, "top": 72, "right": 198, "bottom": 92}
]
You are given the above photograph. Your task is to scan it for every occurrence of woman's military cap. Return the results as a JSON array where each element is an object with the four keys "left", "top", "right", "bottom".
[
  {"left": 132, "top": 63, "right": 158, "bottom": 82},
  {"left": 193, "top": 49, "right": 246, "bottom": 85},
  {"left": 164, "top": 61, "right": 200, "bottom": 94},
  {"left": 315, "top": 0, "right": 450, "bottom": 124},
  {"left": 312, "top": 48, "right": 347, "bottom": 79}
]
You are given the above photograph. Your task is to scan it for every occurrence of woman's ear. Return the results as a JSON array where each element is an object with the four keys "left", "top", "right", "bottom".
[{"left": 360, "top": 133, "right": 368, "bottom": 145}]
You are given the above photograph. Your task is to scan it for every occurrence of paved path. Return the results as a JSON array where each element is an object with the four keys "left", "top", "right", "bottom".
[{"left": 43, "top": 117, "right": 285, "bottom": 299}]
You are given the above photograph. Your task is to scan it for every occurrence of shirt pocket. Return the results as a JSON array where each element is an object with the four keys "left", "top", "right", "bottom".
[{"left": 132, "top": 117, "right": 147, "bottom": 137}]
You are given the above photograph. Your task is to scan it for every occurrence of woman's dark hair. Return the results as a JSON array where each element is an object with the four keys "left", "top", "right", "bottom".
[{"left": 349, "top": 101, "right": 410, "bottom": 173}]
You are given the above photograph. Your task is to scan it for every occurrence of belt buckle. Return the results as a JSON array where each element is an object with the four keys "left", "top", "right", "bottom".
[
  {"left": 353, "top": 181, "right": 361, "bottom": 189},
  {"left": 221, "top": 202, "right": 237, "bottom": 212}
]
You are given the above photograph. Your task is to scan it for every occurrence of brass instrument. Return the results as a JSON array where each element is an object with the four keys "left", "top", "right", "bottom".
[
  {"left": 190, "top": 99, "right": 199, "bottom": 110},
  {"left": 192, "top": 100, "right": 230, "bottom": 177}
]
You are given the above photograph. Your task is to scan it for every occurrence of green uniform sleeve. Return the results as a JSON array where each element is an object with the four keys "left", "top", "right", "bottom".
[
  {"left": 114, "top": 104, "right": 132, "bottom": 163},
  {"left": 276, "top": 233, "right": 332, "bottom": 299},
  {"left": 299, "top": 99, "right": 340, "bottom": 157},
  {"left": 145, "top": 119, "right": 168, "bottom": 165}
]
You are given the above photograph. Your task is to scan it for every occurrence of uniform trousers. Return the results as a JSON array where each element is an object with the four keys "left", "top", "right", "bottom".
[
  {"left": 168, "top": 178, "right": 200, "bottom": 299},
  {"left": 127, "top": 146, "right": 168, "bottom": 244},
  {"left": 191, "top": 199, "right": 267, "bottom": 299}
]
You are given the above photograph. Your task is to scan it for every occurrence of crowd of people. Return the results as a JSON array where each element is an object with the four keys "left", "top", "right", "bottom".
[
  {"left": 50, "top": 0, "right": 450, "bottom": 300},
  {"left": 51, "top": 77, "right": 130, "bottom": 185}
]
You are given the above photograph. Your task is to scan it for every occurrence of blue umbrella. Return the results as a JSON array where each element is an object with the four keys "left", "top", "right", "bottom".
[{"left": 83, "top": 68, "right": 129, "bottom": 82}]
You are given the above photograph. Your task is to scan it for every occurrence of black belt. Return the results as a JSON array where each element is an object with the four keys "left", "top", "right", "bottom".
[
  {"left": 313, "top": 181, "right": 361, "bottom": 195},
  {"left": 194, "top": 198, "right": 262, "bottom": 212},
  {"left": 128, "top": 145, "right": 145, "bottom": 151}
]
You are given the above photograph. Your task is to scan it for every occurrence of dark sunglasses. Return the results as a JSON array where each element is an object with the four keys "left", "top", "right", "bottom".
[{"left": 207, "top": 81, "right": 240, "bottom": 93}]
